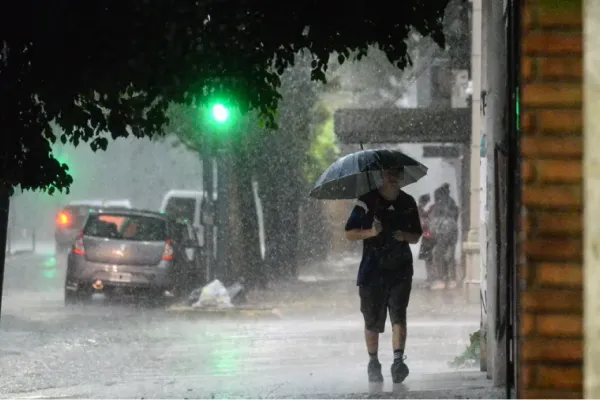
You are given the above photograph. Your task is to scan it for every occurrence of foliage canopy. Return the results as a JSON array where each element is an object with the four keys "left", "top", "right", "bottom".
[{"left": 1, "top": 0, "right": 451, "bottom": 194}]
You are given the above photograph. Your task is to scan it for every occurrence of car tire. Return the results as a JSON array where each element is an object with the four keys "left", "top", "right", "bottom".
[
  {"left": 146, "top": 289, "right": 169, "bottom": 308},
  {"left": 64, "top": 287, "right": 91, "bottom": 305}
]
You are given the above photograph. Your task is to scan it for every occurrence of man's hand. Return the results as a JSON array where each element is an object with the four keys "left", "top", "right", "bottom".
[
  {"left": 370, "top": 218, "right": 383, "bottom": 238},
  {"left": 394, "top": 231, "right": 407, "bottom": 242}
]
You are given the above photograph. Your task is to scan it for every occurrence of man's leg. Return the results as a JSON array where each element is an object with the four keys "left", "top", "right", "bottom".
[
  {"left": 389, "top": 278, "right": 412, "bottom": 385},
  {"left": 359, "top": 286, "right": 387, "bottom": 386}
]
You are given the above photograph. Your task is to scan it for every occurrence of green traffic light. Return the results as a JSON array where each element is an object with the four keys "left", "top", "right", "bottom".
[{"left": 211, "top": 104, "right": 230, "bottom": 123}]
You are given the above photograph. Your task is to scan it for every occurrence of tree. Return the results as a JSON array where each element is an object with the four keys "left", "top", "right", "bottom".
[
  {"left": 298, "top": 101, "right": 341, "bottom": 265},
  {"left": 255, "top": 55, "right": 320, "bottom": 280},
  {"left": 2, "top": 0, "right": 449, "bottom": 194},
  {"left": 166, "top": 54, "right": 326, "bottom": 283},
  {"left": 1, "top": 0, "right": 451, "bottom": 308}
]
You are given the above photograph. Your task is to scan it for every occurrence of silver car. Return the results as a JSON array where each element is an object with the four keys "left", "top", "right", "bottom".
[{"left": 64, "top": 209, "right": 203, "bottom": 304}]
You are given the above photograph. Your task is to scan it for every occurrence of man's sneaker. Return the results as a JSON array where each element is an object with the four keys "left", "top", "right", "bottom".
[
  {"left": 368, "top": 359, "right": 384, "bottom": 393},
  {"left": 368, "top": 359, "right": 384, "bottom": 382},
  {"left": 391, "top": 357, "right": 410, "bottom": 384}
]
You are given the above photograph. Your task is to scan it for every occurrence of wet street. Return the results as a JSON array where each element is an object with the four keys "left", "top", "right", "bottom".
[{"left": 0, "top": 247, "right": 499, "bottom": 399}]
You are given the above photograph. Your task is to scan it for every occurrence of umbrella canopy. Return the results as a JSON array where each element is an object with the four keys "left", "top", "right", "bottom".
[{"left": 309, "top": 149, "right": 428, "bottom": 200}]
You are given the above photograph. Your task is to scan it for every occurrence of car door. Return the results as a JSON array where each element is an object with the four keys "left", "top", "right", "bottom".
[
  {"left": 172, "top": 221, "right": 204, "bottom": 292},
  {"left": 184, "top": 221, "right": 205, "bottom": 286}
]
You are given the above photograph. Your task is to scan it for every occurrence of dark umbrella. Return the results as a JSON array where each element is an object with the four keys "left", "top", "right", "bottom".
[{"left": 309, "top": 149, "right": 428, "bottom": 200}]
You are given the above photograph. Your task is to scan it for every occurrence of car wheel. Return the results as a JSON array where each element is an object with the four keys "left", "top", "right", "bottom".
[
  {"left": 64, "top": 286, "right": 91, "bottom": 306},
  {"left": 146, "top": 289, "right": 169, "bottom": 308}
]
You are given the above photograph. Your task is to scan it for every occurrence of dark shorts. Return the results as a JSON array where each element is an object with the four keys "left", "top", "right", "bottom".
[{"left": 359, "top": 278, "right": 412, "bottom": 333}]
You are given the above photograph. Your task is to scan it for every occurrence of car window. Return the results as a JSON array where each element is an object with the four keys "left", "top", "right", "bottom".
[
  {"left": 164, "top": 197, "right": 196, "bottom": 222},
  {"left": 84, "top": 214, "right": 167, "bottom": 241}
]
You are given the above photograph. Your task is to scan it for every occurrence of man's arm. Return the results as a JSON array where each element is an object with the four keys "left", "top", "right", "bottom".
[
  {"left": 344, "top": 200, "right": 380, "bottom": 241},
  {"left": 346, "top": 227, "right": 378, "bottom": 241},
  {"left": 395, "top": 196, "right": 423, "bottom": 244}
]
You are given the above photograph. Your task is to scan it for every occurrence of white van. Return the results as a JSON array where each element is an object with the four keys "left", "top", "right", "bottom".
[
  {"left": 159, "top": 190, "right": 208, "bottom": 246},
  {"left": 159, "top": 187, "right": 266, "bottom": 258},
  {"left": 103, "top": 199, "right": 132, "bottom": 208}
]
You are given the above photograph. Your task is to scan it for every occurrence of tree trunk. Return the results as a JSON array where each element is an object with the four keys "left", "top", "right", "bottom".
[
  {"left": 232, "top": 142, "right": 264, "bottom": 289},
  {"left": 0, "top": 185, "right": 11, "bottom": 320},
  {"left": 216, "top": 154, "right": 233, "bottom": 284},
  {"left": 276, "top": 161, "right": 302, "bottom": 279},
  {"left": 299, "top": 197, "right": 329, "bottom": 263},
  {"left": 258, "top": 159, "right": 283, "bottom": 280},
  {"left": 256, "top": 135, "right": 304, "bottom": 280}
]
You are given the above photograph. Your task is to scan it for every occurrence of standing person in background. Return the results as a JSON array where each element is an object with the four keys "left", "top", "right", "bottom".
[
  {"left": 417, "top": 194, "right": 435, "bottom": 284},
  {"left": 429, "top": 183, "right": 460, "bottom": 289}
]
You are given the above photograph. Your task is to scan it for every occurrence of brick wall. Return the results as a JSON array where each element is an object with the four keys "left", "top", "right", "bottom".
[{"left": 520, "top": 0, "right": 583, "bottom": 398}]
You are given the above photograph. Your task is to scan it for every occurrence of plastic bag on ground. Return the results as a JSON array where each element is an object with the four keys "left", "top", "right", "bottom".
[
  {"left": 192, "top": 279, "right": 233, "bottom": 309},
  {"left": 227, "top": 282, "right": 247, "bottom": 305}
]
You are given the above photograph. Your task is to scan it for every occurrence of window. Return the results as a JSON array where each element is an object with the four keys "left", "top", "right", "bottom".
[
  {"left": 164, "top": 197, "right": 196, "bottom": 222},
  {"left": 84, "top": 214, "right": 167, "bottom": 242}
]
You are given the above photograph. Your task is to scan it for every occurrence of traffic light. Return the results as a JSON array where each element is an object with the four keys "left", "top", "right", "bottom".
[
  {"left": 200, "top": 100, "right": 238, "bottom": 142},
  {"left": 211, "top": 103, "right": 230, "bottom": 124}
]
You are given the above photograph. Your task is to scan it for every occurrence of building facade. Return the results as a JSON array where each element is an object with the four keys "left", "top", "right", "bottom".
[{"left": 519, "top": 0, "right": 583, "bottom": 397}]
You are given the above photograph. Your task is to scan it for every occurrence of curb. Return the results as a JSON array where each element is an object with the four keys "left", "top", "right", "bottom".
[{"left": 166, "top": 305, "right": 283, "bottom": 319}]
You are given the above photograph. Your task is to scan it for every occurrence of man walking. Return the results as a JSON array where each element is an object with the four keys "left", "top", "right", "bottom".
[{"left": 345, "top": 167, "right": 422, "bottom": 389}]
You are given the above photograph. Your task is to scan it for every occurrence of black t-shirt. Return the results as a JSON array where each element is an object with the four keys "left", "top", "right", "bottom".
[{"left": 345, "top": 189, "right": 423, "bottom": 286}]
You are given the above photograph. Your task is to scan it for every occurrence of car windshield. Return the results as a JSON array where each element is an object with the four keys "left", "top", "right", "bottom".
[
  {"left": 164, "top": 197, "right": 195, "bottom": 222},
  {"left": 84, "top": 214, "right": 167, "bottom": 241}
]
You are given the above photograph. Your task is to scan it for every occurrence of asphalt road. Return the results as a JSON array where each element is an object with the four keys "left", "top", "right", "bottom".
[{"left": 0, "top": 246, "right": 500, "bottom": 399}]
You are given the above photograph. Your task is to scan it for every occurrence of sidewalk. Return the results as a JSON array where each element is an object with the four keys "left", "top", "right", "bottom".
[
  {"left": 282, "top": 371, "right": 503, "bottom": 399},
  {"left": 242, "top": 257, "right": 480, "bottom": 319},
  {"left": 166, "top": 255, "right": 480, "bottom": 320},
  {"left": 0, "top": 370, "right": 504, "bottom": 399}
]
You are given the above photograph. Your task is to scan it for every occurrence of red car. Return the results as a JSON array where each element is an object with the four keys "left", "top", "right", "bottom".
[{"left": 54, "top": 201, "right": 104, "bottom": 253}]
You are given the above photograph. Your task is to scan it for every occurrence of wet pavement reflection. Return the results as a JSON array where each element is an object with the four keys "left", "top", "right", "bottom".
[{"left": 0, "top": 248, "right": 496, "bottom": 398}]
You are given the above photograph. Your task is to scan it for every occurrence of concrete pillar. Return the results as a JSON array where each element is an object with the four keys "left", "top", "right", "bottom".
[
  {"left": 463, "top": 0, "right": 482, "bottom": 303},
  {"left": 484, "top": 0, "right": 507, "bottom": 387},
  {"left": 585, "top": 1, "right": 600, "bottom": 396},
  {"left": 478, "top": 0, "right": 489, "bottom": 373}
]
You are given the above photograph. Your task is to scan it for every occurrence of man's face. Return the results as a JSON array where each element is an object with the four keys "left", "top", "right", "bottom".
[{"left": 382, "top": 169, "right": 404, "bottom": 187}]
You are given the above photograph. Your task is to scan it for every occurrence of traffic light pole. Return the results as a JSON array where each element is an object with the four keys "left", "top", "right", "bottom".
[
  {"left": 216, "top": 147, "right": 230, "bottom": 282},
  {"left": 202, "top": 102, "right": 235, "bottom": 284},
  {"left": 202, "top": 139, "right": 215, "bottom": 283}
]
